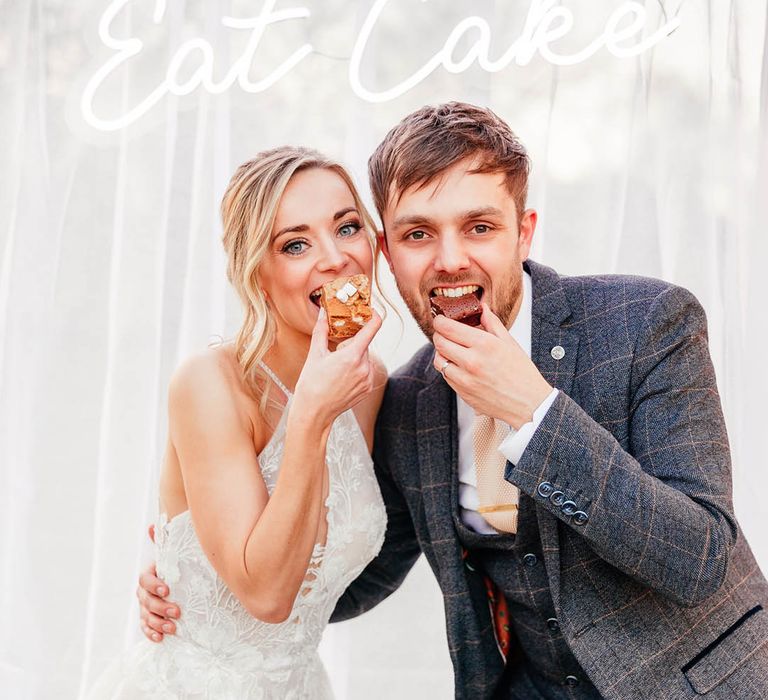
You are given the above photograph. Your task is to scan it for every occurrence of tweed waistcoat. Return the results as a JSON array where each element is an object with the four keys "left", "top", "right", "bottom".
[{"left": 456, "top": 494, "right": 602, "bottom": 699}]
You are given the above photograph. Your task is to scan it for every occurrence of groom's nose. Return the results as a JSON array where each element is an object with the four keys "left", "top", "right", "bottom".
[{"left": 434, "top": 232, "right": 470, "bottom": 274}]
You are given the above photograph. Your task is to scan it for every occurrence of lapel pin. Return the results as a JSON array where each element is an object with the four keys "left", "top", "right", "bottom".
[{"left": 550, "top": 345, "right": 566, "bottom": 360}]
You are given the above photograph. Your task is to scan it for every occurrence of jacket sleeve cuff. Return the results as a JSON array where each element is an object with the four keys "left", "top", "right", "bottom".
[{"left": 503, "top": 391, "right": 604, "bottom": 528}]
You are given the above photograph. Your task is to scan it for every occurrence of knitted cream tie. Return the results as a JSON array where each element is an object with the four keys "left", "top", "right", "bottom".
[{"left": 472, "top": 414, "right": 519, "bottom": 533}]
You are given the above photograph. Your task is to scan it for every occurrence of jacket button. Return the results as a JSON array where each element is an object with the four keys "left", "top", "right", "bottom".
[
  {"left": 522, "top": 553, "right": 538, "bottom": 567},
  {"left": 550, "top": 490, "right": 566, "bottom": 507},
  {"left": 572, "top": 511, "right": 589, "bottom": 526},
  {"left": 561, "top": 500, "right": 578, "bottom": 516},
  {"left": 546, "top": 617, "right": 560, "bottom": 632},
  {"left": 564, "top": 675, "right": 579, "bottom": 687},
  {"left": 537, "top": 481, "right": 555, "bottom": 498}
]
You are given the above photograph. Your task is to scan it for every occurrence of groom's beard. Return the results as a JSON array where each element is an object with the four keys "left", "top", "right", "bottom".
[{"left": 394, "top": 267, "right": 523, "bottom": 341}]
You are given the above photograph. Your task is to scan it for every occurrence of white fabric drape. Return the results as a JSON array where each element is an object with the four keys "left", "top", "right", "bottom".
[{"left": 0, "top": 1, "right": 766, "bottom": 698}]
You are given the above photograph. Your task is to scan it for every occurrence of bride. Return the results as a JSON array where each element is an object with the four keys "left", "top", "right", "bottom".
[{"left": 87, "top": 147, "right": 387, "bottom": 699}]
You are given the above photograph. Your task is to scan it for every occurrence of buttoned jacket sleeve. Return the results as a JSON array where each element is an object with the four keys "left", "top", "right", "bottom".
[{"left": 505, "top": 284, "right": 737, "bottom": 607}]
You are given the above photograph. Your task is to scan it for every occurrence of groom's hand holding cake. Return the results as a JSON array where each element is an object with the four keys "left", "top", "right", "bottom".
[{"left": 432, "top": 302, "right": 554, "bottom": 430}]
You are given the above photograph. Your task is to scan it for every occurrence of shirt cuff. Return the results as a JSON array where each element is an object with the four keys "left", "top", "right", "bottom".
[{"left": 499, "top": 387, "right": 559, "bottom": 466}]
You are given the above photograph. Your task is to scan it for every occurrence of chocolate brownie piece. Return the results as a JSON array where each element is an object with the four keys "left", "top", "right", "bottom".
[{"left": 430, "top": 293, "right": 482, "bottom": 327}]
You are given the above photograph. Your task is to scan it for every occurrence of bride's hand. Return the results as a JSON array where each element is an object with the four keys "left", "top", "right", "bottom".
[
  {"left": 291, "top": 308, "right": 382, "bottom": 427},
  {"left": 137, "top": 559, "right": 180, "bottom": 642}
]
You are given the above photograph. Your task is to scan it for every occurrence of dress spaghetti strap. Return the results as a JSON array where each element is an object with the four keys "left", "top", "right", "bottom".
[{"left": 257, "top": 360, "right": 292, "bottom": 399}]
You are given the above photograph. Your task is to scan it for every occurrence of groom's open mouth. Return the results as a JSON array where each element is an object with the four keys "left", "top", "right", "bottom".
[
  {"left": 429, "top": 285, "right": 483, "bottom": 301},
  {"left": 428, "top": 285, "right": 484, "bottom": 326}
]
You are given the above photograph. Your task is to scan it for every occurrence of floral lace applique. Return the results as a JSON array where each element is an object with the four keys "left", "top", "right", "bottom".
[{"left": 89, "top": 407, "right": 386, "bottom": 700}]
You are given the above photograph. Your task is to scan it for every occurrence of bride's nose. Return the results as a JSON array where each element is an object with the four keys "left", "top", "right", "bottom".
[{"left": 316, "top": 236, "right": 348, "bottom": 273}]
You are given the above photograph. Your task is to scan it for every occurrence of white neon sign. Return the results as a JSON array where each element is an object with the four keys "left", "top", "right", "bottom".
[
  {"left": 81, "top": 0, "right": 681, "bottom": 131},
  {"left": 80, "top": 0, "right": 313, "bottom": 132}
]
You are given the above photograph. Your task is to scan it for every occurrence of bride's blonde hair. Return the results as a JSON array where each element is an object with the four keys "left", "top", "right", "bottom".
[{"left": 220, "top": 146, "right": 378, "bottom": 415}]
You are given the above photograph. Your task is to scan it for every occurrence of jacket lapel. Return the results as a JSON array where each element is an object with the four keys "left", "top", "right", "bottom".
[
  {"left": 526, "top": 260, "right": 580, "bottom": 613},
  {"left": 416, "top": 359, "right": 503, "bottom": 692},
  {"left": 526, "top": 259, "right": 579, "bottom": 395},
  {"left": 416, "top": 359, "right": 460, "bottom": 578}
]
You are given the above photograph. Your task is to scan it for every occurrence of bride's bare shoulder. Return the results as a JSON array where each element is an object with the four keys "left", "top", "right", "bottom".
[
  {"left": 170, "top": 344, "right": 234, "bottom": 386},
  {"left": 168, "top": 344, "right": 254, "bottom": 420}
]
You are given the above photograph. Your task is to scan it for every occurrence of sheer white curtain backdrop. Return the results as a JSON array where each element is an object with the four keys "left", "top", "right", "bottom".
[{"left": 0, "top": 0, "right": 766, "bottom": 698}]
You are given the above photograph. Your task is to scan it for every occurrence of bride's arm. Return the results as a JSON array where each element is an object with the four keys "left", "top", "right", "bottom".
[
  {"left": 169, "top": 354, "right": 331, "bottom": 624},
  {"left": 169, "top": 312, "right": 382, "bottom": 624}
]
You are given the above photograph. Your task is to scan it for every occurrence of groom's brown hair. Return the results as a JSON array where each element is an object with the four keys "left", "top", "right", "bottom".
[{"left": 368, "top": 102, "right": 531, "bottom": 229}]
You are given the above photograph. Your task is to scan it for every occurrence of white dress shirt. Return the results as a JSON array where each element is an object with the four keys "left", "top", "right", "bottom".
[{"left": 457, "top": 271, "right": 559, "bottom": 534}]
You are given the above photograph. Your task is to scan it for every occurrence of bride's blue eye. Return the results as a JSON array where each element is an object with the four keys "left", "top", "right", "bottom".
[
  {"left": 338, "top": 222, "right": 361, "bottom": 237},
  {"left": 282, "top": 239, "right": 308, "bottom": 255}
]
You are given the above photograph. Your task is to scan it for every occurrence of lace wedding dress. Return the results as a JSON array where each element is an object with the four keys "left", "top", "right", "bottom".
[{"left": 87, "top": 363, "right": 387, "bottom": 699}]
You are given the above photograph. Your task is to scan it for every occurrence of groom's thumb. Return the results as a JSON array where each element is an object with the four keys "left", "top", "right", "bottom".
[{"left": 480, "top": 303, "right": 508, "bottom": 339}]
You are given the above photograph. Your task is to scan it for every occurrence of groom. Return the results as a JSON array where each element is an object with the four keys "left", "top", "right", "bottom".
[{"left": 139, "top": 103, "right": 768, "bottom": 698}]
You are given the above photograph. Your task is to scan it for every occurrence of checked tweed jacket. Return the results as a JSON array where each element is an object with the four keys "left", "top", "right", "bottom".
[{"left": 332, "top": 260, "right": 768, "bottom": 699}]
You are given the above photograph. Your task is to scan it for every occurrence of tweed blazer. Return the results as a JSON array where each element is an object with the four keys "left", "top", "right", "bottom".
[{"left": 332, "top": 260, "right": 768, "bottom": 699}]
